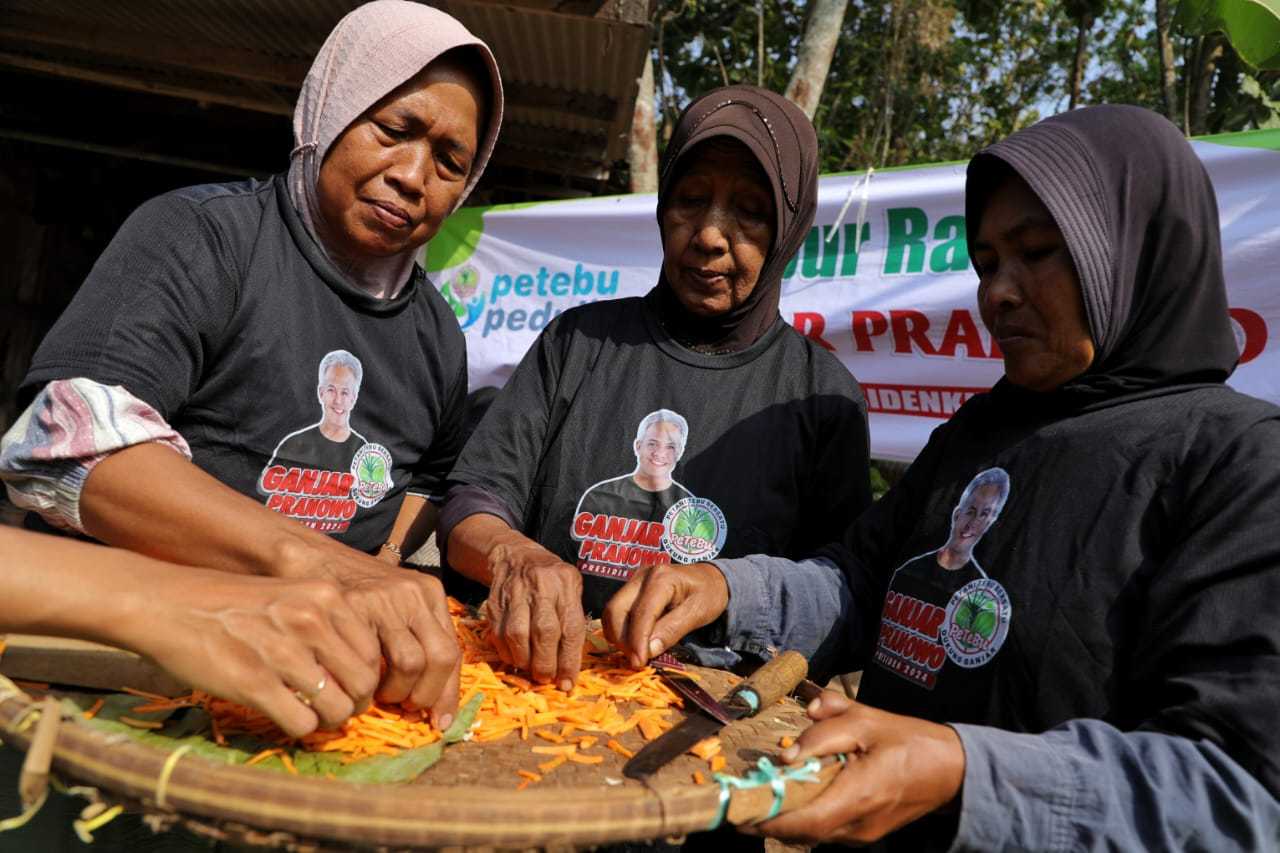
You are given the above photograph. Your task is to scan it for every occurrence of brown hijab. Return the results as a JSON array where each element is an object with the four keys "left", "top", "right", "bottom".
[{"left": 651, "top": 85, "right": 820, "bottom": 352}]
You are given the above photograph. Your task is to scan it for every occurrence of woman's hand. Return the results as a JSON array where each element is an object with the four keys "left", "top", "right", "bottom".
[
  {"left": 485, "top": 541, "right": 585, "bottom": 692},
  {"left": 745, "top": 690, "right": 965, "bottom": 846},
  {"left": 602, "top": 562, "right": 728, "bottom": 668},
  {"left": 279, "top": 541, "right": 462, "bottom": 727},
  {"left": 136, "top": 574, "right": 383, "bottom": 737}
]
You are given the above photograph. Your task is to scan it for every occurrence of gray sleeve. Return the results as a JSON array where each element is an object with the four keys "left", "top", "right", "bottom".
[
  {"left": 707, "top": 553, "right": 858, "bottom": 678},
  {"left": 950, "top": 719, "right": 1280, "bottom": 852}
]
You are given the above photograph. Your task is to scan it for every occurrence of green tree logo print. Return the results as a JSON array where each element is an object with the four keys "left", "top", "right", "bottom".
[
  {"left": 952, "top": 592, "right": 998, "bottom": 651},
  {"left": 673, "top": 506, "right": 716, "bottom": 543},
  {"left": 359, "top": 453, "right": 387, "bottom": 486}
]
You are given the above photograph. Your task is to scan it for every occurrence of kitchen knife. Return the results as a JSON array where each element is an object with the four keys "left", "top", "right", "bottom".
[{"left": 623, "top": 650, "right": 808, "bottom": 780}]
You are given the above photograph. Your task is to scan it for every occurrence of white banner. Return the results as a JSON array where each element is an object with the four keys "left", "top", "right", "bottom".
[{"left": 425, "top": 132, "right": 1280, "bottom": 461}]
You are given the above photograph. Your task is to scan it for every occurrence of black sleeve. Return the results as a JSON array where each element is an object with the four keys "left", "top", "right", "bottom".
[
  {"left": 22, "top": 193, "right": 239, "bottom": 418},
  {"left": 445, "top": 316, "right": 568, "bottom": 530},
  {"left": 408, "top": 349, "right": 469, "bottom": 500},
  {"left": 1128, "top": 416, "right": 1280, "bottom": 799},
  {"left": 792, "top": 373, "right": 872, "bottom": 557}
]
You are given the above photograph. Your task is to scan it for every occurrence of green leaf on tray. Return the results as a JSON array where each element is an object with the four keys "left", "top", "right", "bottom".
[{"left": 65, "top": 690, "right": 485, "bottom": 783}]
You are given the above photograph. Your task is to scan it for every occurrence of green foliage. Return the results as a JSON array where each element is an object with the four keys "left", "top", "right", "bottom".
[
  {"left": 60, "top": 692, "right": 485, "bottom": 784},
  {"left": 1178, "top": 0, "right": 1280, "bottom": 69},
  {"left": 649, "top": 0, "right": 1280, "bottom": 173}
]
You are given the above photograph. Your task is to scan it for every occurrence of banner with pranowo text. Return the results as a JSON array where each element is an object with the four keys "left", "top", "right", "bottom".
[{"left": 425, "top": 130, "right": 1280, "bottom": 461}]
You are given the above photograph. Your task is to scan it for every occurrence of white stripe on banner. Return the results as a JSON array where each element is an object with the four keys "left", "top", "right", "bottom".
[{"left": 425, "top": 135, "right": 1280, "bottom": 461}]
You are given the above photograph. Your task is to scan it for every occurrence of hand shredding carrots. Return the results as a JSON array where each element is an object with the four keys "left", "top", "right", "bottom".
[{"left": 111, "top": 597, "right": 738, "bottom": 785}]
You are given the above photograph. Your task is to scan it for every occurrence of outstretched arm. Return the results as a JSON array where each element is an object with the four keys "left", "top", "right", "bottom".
[
  {"left": 0, "top": 527, "right": 382, "bottom": 737},
  {"left": 76, "top": 443, "right": 461, "bottom": 725}
]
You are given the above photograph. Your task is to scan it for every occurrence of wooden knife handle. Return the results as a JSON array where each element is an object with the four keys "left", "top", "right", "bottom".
[{"left": 735, "top": 650, "right": 808, "bottom": 714}]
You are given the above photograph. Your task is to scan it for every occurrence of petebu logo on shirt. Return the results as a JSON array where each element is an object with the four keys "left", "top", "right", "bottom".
[
  {"left": 572, "top": 409, "right": 726, "bottom": 581},
  {"left": 258, "top": 349, "right": 394, "bottom": 534}
]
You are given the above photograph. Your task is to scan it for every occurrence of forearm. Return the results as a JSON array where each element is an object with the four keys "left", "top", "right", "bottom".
[
  {"left": 710, "top": 553, "right": 859, "bottom": 679},
  {"left": 0, "top": 527, "right": 187, "bottom": 650},
  {"left": 951, "top": 719, "right": 1280, "bottom": 852},
  {"left": 378, "top": 494, "right": 438, "bottom": 564},
  {"left": 446, "top": 512, "right": 551, "bottom": 586},
  {"left": 79, "top": 442, "right": 336, "bottom": 577}
]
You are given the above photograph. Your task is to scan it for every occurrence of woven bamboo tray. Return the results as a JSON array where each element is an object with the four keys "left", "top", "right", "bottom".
[{"left": 0, "top": 666, "right": 842, "bottom": 850}]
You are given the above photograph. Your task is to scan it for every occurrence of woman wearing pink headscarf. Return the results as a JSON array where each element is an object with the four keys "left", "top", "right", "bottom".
[{"left": 0, "top": 1, "right": 503, "bottom": 729}]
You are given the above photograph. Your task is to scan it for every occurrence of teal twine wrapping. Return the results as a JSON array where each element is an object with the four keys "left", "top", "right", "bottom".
[{"left": 708, "top": 756, "right": 823, "bottom": 830}]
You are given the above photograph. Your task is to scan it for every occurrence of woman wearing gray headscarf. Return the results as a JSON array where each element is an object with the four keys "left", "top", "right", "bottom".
[
  {"left": 0, "top": 1, "right": 503, "bottom": 729},
  {"left": 608, "top": 106, "right": 1280, "bottom": 848}
]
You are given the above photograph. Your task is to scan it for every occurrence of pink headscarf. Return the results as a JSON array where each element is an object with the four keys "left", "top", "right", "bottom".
[{"left": 288, "top": 0, "right": 503, "bottom": 299}]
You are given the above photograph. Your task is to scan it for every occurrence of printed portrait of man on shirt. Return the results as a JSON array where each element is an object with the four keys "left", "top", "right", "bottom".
[
  {"left": 873, "top": 467, "right": 1013, "bottom": 689},
  {"left": 570, "top": 409, "right": 694, "bottom": 582},
  {"left": 257, "top": 349, "right": 388, "bottom": 533}
]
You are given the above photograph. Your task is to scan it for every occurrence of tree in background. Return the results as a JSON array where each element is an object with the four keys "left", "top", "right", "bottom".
[{"left": 626, "top": 0, "right": 1279, "bottom": 180}]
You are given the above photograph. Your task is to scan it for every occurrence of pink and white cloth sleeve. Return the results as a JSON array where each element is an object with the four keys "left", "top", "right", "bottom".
[{"left": 0, "top": 378, "right": 191, "bottom": 532}]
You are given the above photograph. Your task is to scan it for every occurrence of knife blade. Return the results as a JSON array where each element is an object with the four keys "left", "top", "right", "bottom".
[
  {"left": 623, "top": 650, "right": 809, "bottom": 780},
  {"left": 655, "top": 668, "right": 733, "bottom": 725}
]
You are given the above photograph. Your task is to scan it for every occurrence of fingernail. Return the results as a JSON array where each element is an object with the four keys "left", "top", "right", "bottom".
[
  {"left": 560, "top": 679, "right": 574, "bottom": 693},
  {"left": 782, "top": 746, "right": 798, "bottom": 763},
  {"left": 438, "top": 714, "right": 453, "bottom": 731},
  {"left": 648, "top": 638, "right": 664, "bottom": 656},
  {"left": 807, "top": 698, "right": 821, "bottom": 715}
]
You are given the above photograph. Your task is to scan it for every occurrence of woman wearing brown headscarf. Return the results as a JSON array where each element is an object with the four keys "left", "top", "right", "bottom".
[
  {"left": 441, "top": 85, "right": 871, "bottom": 688},
  {"left": 607, "top": 106, "right": 1280, "bottom": 849},
  {"left": 1, "top": 1, "right": 503, "bottom": 728}
]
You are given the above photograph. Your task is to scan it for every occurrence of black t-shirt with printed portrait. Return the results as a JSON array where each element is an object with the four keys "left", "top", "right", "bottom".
[
  {"left": 448, "top": 295, "right": 872, "bottom": 616},
  {"left": 21, "top": 175, "right": 467, "bottom": 552},
  {"left": 869, "top": 550, "right": 997, "bottom": 721},
  {"left": 272, "top": 426, "right": 367, "bottom": 479}
]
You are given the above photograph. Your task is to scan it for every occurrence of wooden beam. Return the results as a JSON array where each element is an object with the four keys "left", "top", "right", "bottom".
[
  {"left": 0, "top": 14, "right": 311, "bottom": 87},
  {"left": 503, "top": 80, "right": 617, "bottom": 123},
  {"left": 0, "top": 53, "right": 292, "bottom": 116},
  {"left": 0, "top": 128, "right": 262, "bottom": 177}
]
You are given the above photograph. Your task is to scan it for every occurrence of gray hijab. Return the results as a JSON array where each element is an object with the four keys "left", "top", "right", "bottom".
[{"left": 288, "top": 0, "right": 503, "bottom": 299}]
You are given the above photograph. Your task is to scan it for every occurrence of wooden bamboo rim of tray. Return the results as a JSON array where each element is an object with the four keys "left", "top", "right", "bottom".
[{"left": 0, "top": 684, "right": 841, "bottom": 848}]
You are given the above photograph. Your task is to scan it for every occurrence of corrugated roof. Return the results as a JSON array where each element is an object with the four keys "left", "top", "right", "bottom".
[{"left": 0, "top": 0, "right": 652, "bottom": 184}]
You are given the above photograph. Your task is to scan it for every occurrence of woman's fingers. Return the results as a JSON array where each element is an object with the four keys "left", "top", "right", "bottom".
[
  {"left": 253, "top": 680, "right": 322, "bottom": 740},
  {"left": 555, "top": 594, "right": 586, "bottom": 692},
  {"left": 410, "top": 584, "right": 461, "bottom": 727},
  {"left": 750, "top": 759, "right": 868, "bottom": 845},
  {"left": 784, "top": 704, "right": 871, "bottom": 764}
]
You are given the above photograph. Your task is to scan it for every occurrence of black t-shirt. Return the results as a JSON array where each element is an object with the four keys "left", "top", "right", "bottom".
[
  {"left": 22, "top": 175, "right": 467, "bottom": 552},
  {"left": 449, "top": 295, "right": 872, "bottom": 616},
  {"left": 828, "top": 382, "right": 1280, "bottom": 800}
]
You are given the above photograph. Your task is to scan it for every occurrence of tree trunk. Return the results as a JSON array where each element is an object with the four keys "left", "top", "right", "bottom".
[
  {"left": 1189, "top": 33, "right": 1225, "bottom": 135},
  {"left": 627, "top": 53, "right": 658, "bottom": 193},
  {"left": 1154, "top": 0, "right": 1177, "bottom": 120},
  {"left": 757, "top": 0, "right": 765, "bottom": 87},
  {"left": 784, "top": 0, "right": 849, "bottom": 119},
  {"left": 1068, "top": 10, "right": 1092, "bottom": 109}
]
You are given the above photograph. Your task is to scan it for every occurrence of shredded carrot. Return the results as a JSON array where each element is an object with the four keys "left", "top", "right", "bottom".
[
  {"left": 537, "top": 754, "right": 568, "bottom": 773},
  {"left": 246, "top": 748, "right": 282, "bottom": 766},
  {"left": 83, "top": 698, "right": 105, "bottom": 720},
  {"left": 166, "top": 597, "right": 688, "bottom": 771},
  {"left": 516, "top": 769, "right": 542, "bottom": 782},
  {"left": 709, "top": 755, "right": 726, "bottom": 773},
  {"left": 606, "top": 739, "right": 635, "bottom": 759},
  {"left": 279, "top": 752, "right": 298, "bottom": 775},
  {"left": 779, "top": 735, "right": 795, "bottom": 749},
  {"left": 569, "top": 753, "right": 604, "bottom": 765},
  {"left": 120, "top": 686, "right": 175, "bottom": 703},
  {"left": 516, "top": 779, "right": 532, "bottom": 791},
  {"left": 119, "top": 716, "right": 163, "bottom": 730},
  {"left": 693, "top": 770, "right": 707, "bottom": 785}
]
